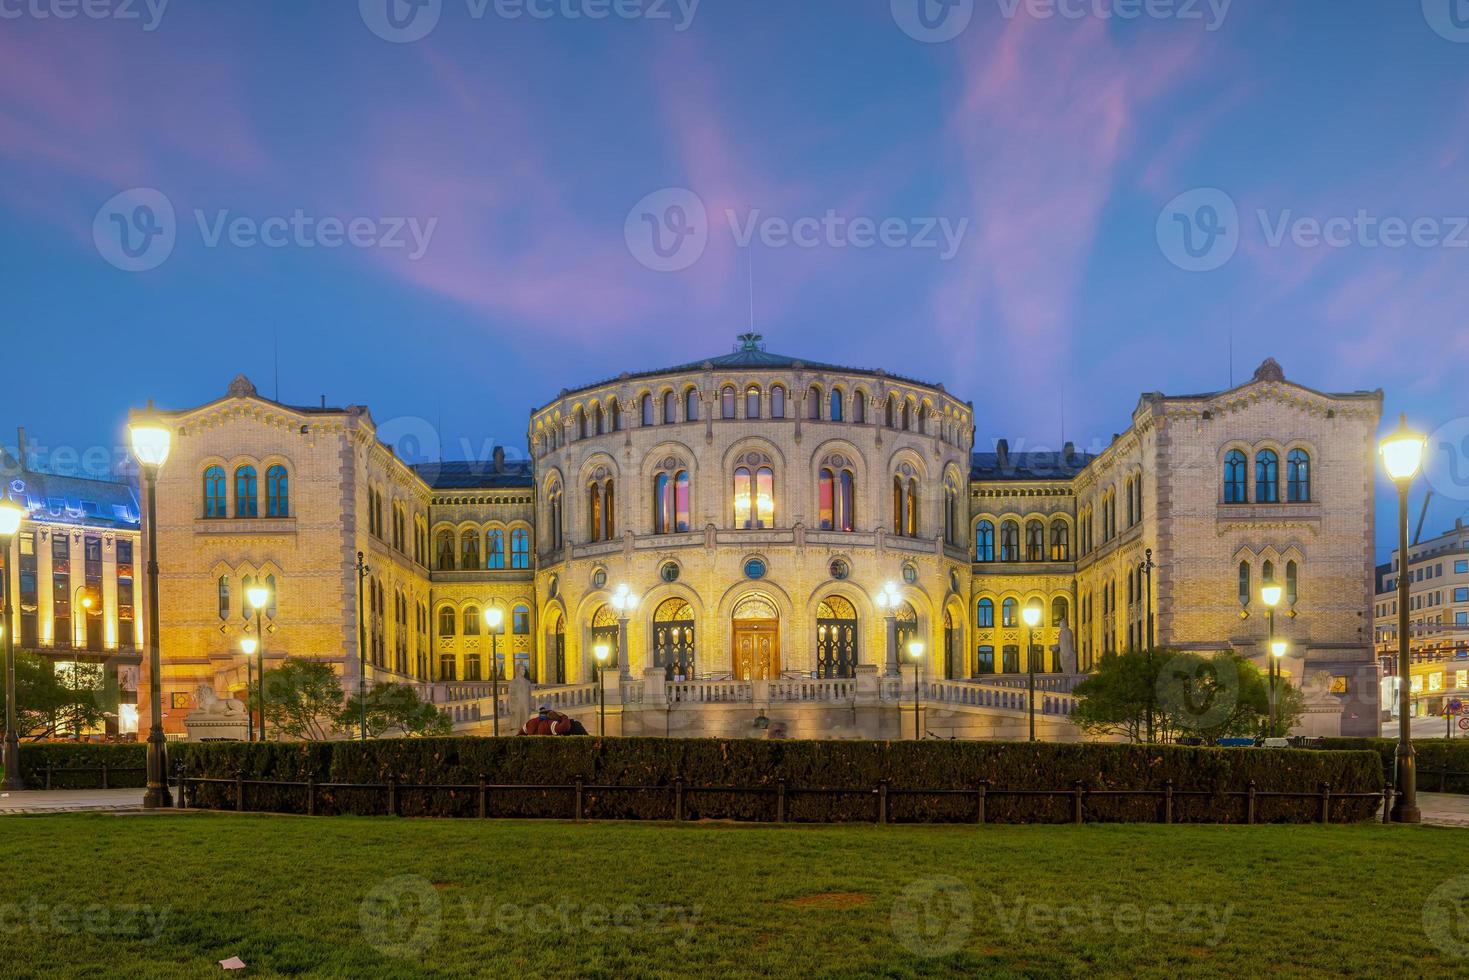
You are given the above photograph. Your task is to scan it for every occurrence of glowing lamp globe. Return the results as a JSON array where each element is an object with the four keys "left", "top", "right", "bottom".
[
  {"left": 1270, "top": 640, "right": 1288, "bottom": 658},
  {"left": 1378, "top": 413, "right": 1426, "bottom": 484},
  {"left": 240, "top": 637, "right": 258, "bottom": 656},
  {"left": 1021, "top": 604, "right": 1042, "bottom": 628},
  {"left": 246, "top": 584, "right": 270, "bottom": 611},
  {"left": 485, "top": 606, "right": 504, "bottom": 630},
  {"left": 128, "top": 421, "right": 172, "bottom": 469},
  {"left": 594, "top": 643, "right": 610, "bottom": 664},
  {"left": 1260, "top": 584, "right": 1283, "bottom": 608},
  {"left": 907, "top": 640, "right": 924, "bottom": 660},
  {"left": 0, "top": 500, "right": 24, "bottom": 538}
]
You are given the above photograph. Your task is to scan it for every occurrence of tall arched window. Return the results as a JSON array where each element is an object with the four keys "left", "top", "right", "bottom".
[
  {"left": 1000, "top": 520, "right": 1020, "bottom": 562},
  {"left": 464, "top": 606, "right": 480, "bottom": 636},
  {"left": 721, "top": 386, "right": 737, "bottom": 419},
  {"left": 805, "top": 386, "right": 820, "bottom": 420},
  {"left": 592, "top": 403, "right": 604, "bottom": 435},
  {"left": 576, "top": 407, "right": 588, "bottom": 440},
  {"left": 1287, "top": 449, "right": 1311, "bottom": 502},
  {"left": 438, "top": 606, "right": 456, "bottom": 636},
  {"left": 815, "top": 596, "right": 858, "bottom": 679},
  {"left": 901, "top": 400, "right": 911, "bottom": 431},
  {"left": 1286, "top": 560, "right": 1299, "bottom": 604},
  {"left": 853, "top": 391, "right": 866, "bottom": 424},
  {"left": 610, "top": 400, "right": 622, "bottom": 432},
  {"left": 1255, "top": 449, "right": 1280, "bottom": 503},
  {"left": 1224, "top": 450, "right": 1247, "bottom": 503},
  {"left": 640, "top": 394, "right": 654, "bottom": 427},
  {"left": 1238, "top": 560, "right": 1251, "bottom": 607},
  {"left": 1051, "top": 595, "right": 1069, "bottom": 628},
  {"left": 217, "top": 575, "right": 230, "bottom": 620},
  {"left": 588, "top": 478, "right": 616, "bottom": 541},
  {"left": 770, "top": 385, "right": 785, "bottom": 419},
  {"left": 976, "top": 597, "right": 995, "bottom": 628},
  {"left": 1001, "top": 597, "right": 1018, "bottom": 628},
  {"left": 829, "top": 388, "right": 844, "bottom": 422},
  {"left": 510, "top": 528, "right": 530, "bottom": 569},
  {"left": 944, "top": 486, "right": 958, "bottom": 544},
  {"left": 203, "top": 466, "right": 226, "bottom": 519},
  {"left": 1049, "top": 519, "right": 1070, "bottom": 560},
  {"left": 1025, "top": 520, "right": 1044, "bottom": 562},
  {"left": 264, "top": 465, "right": 288, "bottom": 517},
  {"left": 819, "top": 467, "right": 855, "bottom": 532},
  {"left": 234, "top": 465, "right": 258, "bottom": 518},
  {"left": 733, "top": 466, "right": 774, "bottom": 529},
  {"left": 461, "top": 531, "right": 479, "bottom": 569},
  {"left": 906, "top": 477, "right": 919, "bottom": 537},
  {"left": 663, "top": 391, "right": 677, "bottom": 425},
  {"left": 685, "top": 387, "right": 700, "bottom": 422},
  {"left": 546, "top": 485, "right": 564, "bottom": 552},
  {"left": 436, "top": 530, "right": 456, "bottom": 570},
  {"left": 653, "top": 470, "right": 692, "bottom": 534},
  {"left": 745, "top": 385, "right": 761, "bottom": 419},
  {"left": 885, "top": 395, "right": 896, "bottom": 427},
  {"left": 975, "top": 520, "right": 995, "bottom": 562},
  {"left": 486, "top": 528, "right": 506, "bottom": 569}
]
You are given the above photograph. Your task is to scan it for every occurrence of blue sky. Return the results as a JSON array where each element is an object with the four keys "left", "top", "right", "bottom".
[{"left": 2, "top": 0, "right": 1467, "bottom": 557}]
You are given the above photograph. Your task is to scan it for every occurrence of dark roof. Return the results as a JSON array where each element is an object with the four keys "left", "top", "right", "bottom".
[
  {"left": 970, "top": 449, "right": 1094, "bottom": 482},
  {"left": 412, "top": 459, "right": 534, "bottom": 491},
  {"left": 0, "top": 452, "right": 141, "bottom": 529}
]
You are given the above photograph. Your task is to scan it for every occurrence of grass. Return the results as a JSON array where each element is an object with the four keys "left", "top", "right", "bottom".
[{"left": 0, "top": 813, "right": 1464, "bottom": 978}]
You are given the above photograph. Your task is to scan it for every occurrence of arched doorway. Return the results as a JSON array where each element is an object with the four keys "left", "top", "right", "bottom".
[
  {"left": 731, "top": 593, "right": 780, "bottom": 680},
  {"left": 894, "top": 601, "right": 918, "bottom": 657},
  {"left": 815, "top": 596, "right": 858, "bottom": 679},
  {"left": 590, "top": 604, "right": 620, "bottom": 670},
  {"left": 653, "top": 598, "right": 696, "bottom": 681},
  {"left": 546, "top": 610, "right": 566, "bottom": 685},
  {"left": 943, "top": 607, "right": 960, "bottom": 679}
]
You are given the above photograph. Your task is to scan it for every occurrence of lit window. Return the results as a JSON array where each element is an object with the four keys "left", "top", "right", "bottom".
[
  {"left": 1255, "top": 450, "right": 1280, "bottom": 503},
  {"left": 203, "top": 466, "right": 226, "bottom": 518},
  {"left": 234, "top": 466, "right": 258, "bottom": 518},
  {"left": 1223, "top": 450, "right": 1247, "bottom": 503},
  {"left": 734, "top": 466, "right": 774, "bottom": 529},
  {"left": 745, "top": 385, "right": 761, "bottom": 419}
]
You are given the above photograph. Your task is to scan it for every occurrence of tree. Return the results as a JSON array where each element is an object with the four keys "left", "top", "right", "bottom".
[
  {"left": 1073, "top": 648, "right": 1301, "bottom": 744},
  {"left": 338, "top": 683, "right": 452, "bottom": 739},
  {"left": 252, "top": 660, "right": 345, "bottom": 741},
  {"left": 0, "top": 653, "right": 106, "bottom": 740}
]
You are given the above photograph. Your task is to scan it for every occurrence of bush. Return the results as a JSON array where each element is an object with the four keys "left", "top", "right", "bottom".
[
  {"left": 177, "top": 738, "right": 1384, "bottom": 824},
  {"left": 1320, "top": 737, "right": 1469, "bottom": 794},
  {"left": 12, "top": 742, "right": 148, "bottom": 789}
]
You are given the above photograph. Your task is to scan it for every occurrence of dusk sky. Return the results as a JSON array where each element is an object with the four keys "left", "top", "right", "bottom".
[{"left": 3, "top": 0, "right": 1467, "bottom": 558}]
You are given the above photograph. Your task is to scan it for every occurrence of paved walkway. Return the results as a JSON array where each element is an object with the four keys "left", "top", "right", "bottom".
[
  {"left": 1419, "top": 793, "right": 1469, "bottom": 828},
  {"left": 0, "top": 788, "right": 145, "bottom": 814}
]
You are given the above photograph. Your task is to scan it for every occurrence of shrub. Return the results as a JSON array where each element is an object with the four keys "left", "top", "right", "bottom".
[
  {"left": 177, "top": 738, "right": 1384, "bottom": 824},
  {"left": 12, "top": 742, "right": 148, "bottom": 789},
  {"left": 1320, "top": 737, "right": 1469, "bottom": 794}
]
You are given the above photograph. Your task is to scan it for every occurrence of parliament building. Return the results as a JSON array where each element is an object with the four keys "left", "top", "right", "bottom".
[{"left": 135, "top": 336, "right": 1385, "bottom": 739}]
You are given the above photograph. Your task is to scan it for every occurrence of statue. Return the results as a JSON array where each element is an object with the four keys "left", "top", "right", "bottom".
[
  {"left": 184, "top": 682, "right": 251, "bottom": 741},
  {"left": 1055, "top": 618, "right": 1078, "bottom": 675},
  {"left": 193, "top": 684, "right": 247, "bottom": 717}
]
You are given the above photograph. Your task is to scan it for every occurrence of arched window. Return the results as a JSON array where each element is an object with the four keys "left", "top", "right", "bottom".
[
  {"left": 588, "top": 478, "right": 616, "bottom": 542},
  {"left": 829, "top": 388, "right": 844, "bottom": 422},
  {"left": 1287, "top": 449, "right": 1311, "bottom": 502},
  {"left": 265, "top": 574, "right": 277, "bottom": 618},
  {"left": 685, "top": 387, "right": 700, "bottom": 422},
  {"left": 438, "top": 606, "right": 456, "bottom": 636},
  {"left": 203, "top": 466, "right": 226, "bottom": 519},
  {"left": 1001, "top": 597, "right": 1018, "bottom": 628},
  {"left": 733, "top": 466, "right": 774, "bottom": 529},
  {"left": 1000, "top": 520, "right": 1020, "bottom": 562},
  {"left": 1049, "top": 519, "right": 1070, "bottom": 561},
  {"left": 746, "top": 385, "right": 761, "bottom": 419},
  {"left": 653, "top": 597, "right": 697, "bottom": 681},
  {"left": 901, "top": 400, "right": 911, "bottom": 431},
  {"left": 853, "top": 391, "right": 866, "bottom": 424},
  {"left": 463, "top": 606, "right": 480, "bottom": 636},
  {"left": 885, "top": 395, "right": 896, "bottom": 428},
  {"left": 1025, "top": 520, "right": 1044, "bottom": 562},
  {"left": 217, "top": 575, "right": 230, "bottom": 620},
  {"left": 461, "top": 531, "right": 480, "bottom": 569},
  {"left": 944, "top": 486, "right": 958, "bottom": 544},
  {"left": 653, "top": 470, "right": 692, "bottom": 534},
  {"left": 436, "top": 530, "right": 456, "bottom": 570},
  {"left": 1238, "top": 560, "right": 1251, "bottom": 607},
  {"left": 819, "top": 467, "right": 855, "bottom": 532},
  {"left": 486, "top": 529, "right": 506, "bottom": 569},
  {"left": 1286, "top": 560, "right": 1299, "bottom": 604},
  {"left": 1224, "top": 450, "right": 1247, "bottom": 504},
  {"left": 547, "top": 484, "right": 564, "bottom": 552},
  {"left": 510, "top": 528, "right": 530, "bottom": 569},
  {"left": 770, "top": 385, "right": 785, "bottom": 419},
  {"left": 1255, "top": 449, "right": 1280, "bottom": 503},
  {"left": 976, "top": 597, "right": 995, "bottom": 628},
  {"left": 640, "top": 394, "right": 654, "bottom": 427},
  {"left": 815, "top": 595, "right": 858, "bottom": 679},
  {"left": 721, "top": 386, "right": 737, "bottom": 419},
  {"left": 917, "top": 404, "right": 927, "bottom": 435},
  {"left": 262, "top": 464, "right": 287, "bottom": 517},
  {"left": 576, "top": 407, "right": 588, "bottom": 440},
  {"left": 513, "top": 604, "right": 531, "bottom": 635},
  {"left": 592, "top": 403, "right": 604, "bottom": 435},
  {"left": 610, "top": 400, "right": 622, "bottom": 432},
  {"left": 975, "top": 520, "right": 995, "bottom": 562},
  {"left": 1051, "top": 595, "right": 1069, "bottom": 628},
  {"left": 663, "top": 391, "right": 677, "bottom": 425},
  {"left": 234, "top": 465, "right": 257, "bottom": 518},
  {"left": 906, "top": 477, "right": 919, "bottom": 537}
]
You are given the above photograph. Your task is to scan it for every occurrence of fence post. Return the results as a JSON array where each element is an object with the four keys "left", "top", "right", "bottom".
[
  {"left": 1072, "top": 781, "right": 1084, "bottom": 824},
  {"left": 235, "top": 769, "right": 245, "bottom": 812},
  {"left": 1246, "top": 781, "right": 1256, "bottom": 825},
  {"left": 673, "top": 776, "right": 685, "bottom": 823},
  {"left": 574, "top": 776, "right": 584, "bottom": 822},
  {"left": 387, "top": 776, "right": 398, "bottom": 817},
  {"left": 1319, "top": 782, "right": 1331, "bottom": 824},
  {"left": 306, "top": 771, "right": 317, "bottom": 817},
  {"left": 776, "top": 779, "right": 786, "bottom": 824},
  {"left": 477, "top": 776, "right": 487, "bottom": 819},
  {"left": 1164, "top": 779, "right": 1174, "bottom": 825},
  {"left": 100, "top": 762, "right": 109, "bottom": 790},
  {"left": 878, "top": 780, "right": 889, "bottom": 825},
  {"left": 976, "top": 781, "right": 987, "bottom": 825}
]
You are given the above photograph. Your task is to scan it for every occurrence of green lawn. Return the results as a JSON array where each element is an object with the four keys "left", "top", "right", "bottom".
[{"left": 0, "top": 814, "right": 1464, "bottom": 978}]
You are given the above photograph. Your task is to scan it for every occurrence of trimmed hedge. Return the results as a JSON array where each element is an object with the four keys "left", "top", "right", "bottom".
[
  {"left": 10, "top": 742, "right": 148, "bottom": 789},
  {"left": 1320, "top": 737, "right": 1469, "bottom": 794},
  {"left": 177, "top": 738, "right": 1385, "bottom": 824}
]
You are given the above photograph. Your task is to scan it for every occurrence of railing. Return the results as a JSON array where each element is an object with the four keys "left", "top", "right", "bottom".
[
  {"left": 924, "top": 680, "right": 1076, "bottom": 716},
  {"left": 669, "top": 680, "right": 754, "bottom": 704},
  {"left": 768, "top": 678, "right": 858, "bottom": 702},
  {"left": 37, "top": 763, "right": 146, "bottom": 790}
]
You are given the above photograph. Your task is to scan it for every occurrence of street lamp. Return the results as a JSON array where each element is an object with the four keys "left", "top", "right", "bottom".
[
  {"left": 1261, "top": 583, "right": 1283, "bottom": 739},
  {"left": 355, "top": 552, "right": 369, "bottom": 741},
  {"left": 1270, "top": 639, "right": 1288, "bottom": 739},
  {"left": 129, "top": 413, "right": 173, "bottom": 808},
  {"left": 486, "top": 605, "right": 504, "bottom": 737},
  {"left": 1139, "top": 548, "right": 1156, "bottom": 743},
  {"left": 875, "top": 581, "right": 901, "bottom": 676},
  {"left": 610, "top": 585, "right": 638, "bottom": 677},
  {"left": 907, "top": 639, "right": 924, "bottom": 740},
  {"left": 0, "top": 499, "right": 25, "bottom": 792},
  {"left": 246, "top": 582, "right": 270, "bottom": 742},
  {"left": 1380, "top": 412, "right": 1426, "bottom": 823},
  {"left": 1022, "top": 602, "right": 1042, "bottom": 742},
  {"left": 72, "top": 587, "right": 94, "bottom": 649},
  {"left": 239, "top": 637, "right": 258, "bottom": 743},
  {"left": 594, "top": 643, "right": 610, "bottom": 737}
]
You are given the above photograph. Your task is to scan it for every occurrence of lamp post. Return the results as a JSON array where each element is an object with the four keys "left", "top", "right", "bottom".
[
  {"left": 129, "top": 414, "right": 173, "bottom": 808},
  {"left": 611, "top": 585, "right": 638, "bottom": 678},
  {"left": 907, "top": 639, "right": 924, "bottom": 740},
  {"left": 1139, "top": 548, "right": 1156, "bottom": 743},
  {"left": 239, "top": 637, "right": 258, "bottom": 743},
  {"left": 1261, "top": 582, "right": 1283, "bottom": 738},
  {"left": 875, "top": 581, "right": 900, "bottom": 677},
  {"left": 72, "top": 587, "right": 94, "bottom": 649},
  {"left": 1381, "top": 413, "right": 1426, "bottom": 823},
  {"left": 1269, "top": 639, "right": 1288, "bottom": 739},
  {"left": 355, "top": 551, "right": 369, "bottom": 741},
  {"left": 486, "top": 606, "right": 504, "bottom": 737},
  {"left": 0, "top": 499, "right": 25, "bottom": 792},
  {"left": 1022, "top": 602, "right": 1042, "bottom": 742},
  {"left": 246, "top": 582, "right": 270, "bottom": 742},
  {"left": 594, "top": 643, "right": 609, "bottom": 737}
]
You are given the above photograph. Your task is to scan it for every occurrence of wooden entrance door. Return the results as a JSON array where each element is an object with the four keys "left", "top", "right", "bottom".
[{"left": 732, "top": 620, "right": 780, "bottom": 680}]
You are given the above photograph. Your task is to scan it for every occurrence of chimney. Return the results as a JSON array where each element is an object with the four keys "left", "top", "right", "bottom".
[
  {"left": 16, "top": 426, "right": 26, "bottom": 471},
  {"left": 492, "top": 446, "right": 506, "bottom": 473},
  {"left": 995, "top": 438, "right": 1009, "bottom": 468},
  {"left": 1062, "top": 441, "right": 1075, "bottom": 460}
]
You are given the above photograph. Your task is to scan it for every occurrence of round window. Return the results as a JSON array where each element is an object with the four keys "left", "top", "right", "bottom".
[
  {"left": 902, "top": 562, "right": 918, "bottom": 585},
  {"left": 547, "top": 574, "right": 560, "bottom": 599},
  {"left": 949, "top": 570, "right": 961, "bottom": 595},
  {"left": 660, "top": 561, "right": 680, "bottom": 583},
  {"left": 829, "top": 558, "right": 850, "bottom": 581},
  {"left": 591, "top": 568, "right": 607, "bottom": 589},
  {"left": 744, "top": 557, "right": 767, "bottom": 580}
]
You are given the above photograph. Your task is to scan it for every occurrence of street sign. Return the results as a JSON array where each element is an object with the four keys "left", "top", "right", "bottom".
[
  {"left": 1449, "top": 698, "right": 1465, "bottom": 716},
  {"left": 1460, "top": 717, "right": 1469, "bottom": 731}
]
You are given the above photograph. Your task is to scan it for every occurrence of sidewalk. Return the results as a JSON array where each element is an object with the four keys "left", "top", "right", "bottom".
[
  {"left": 1418, "top": 792, "right": 1469, "bottom": 829},
  {"left": 0, "top": 788, "right": 145, "bottom": 814}
]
